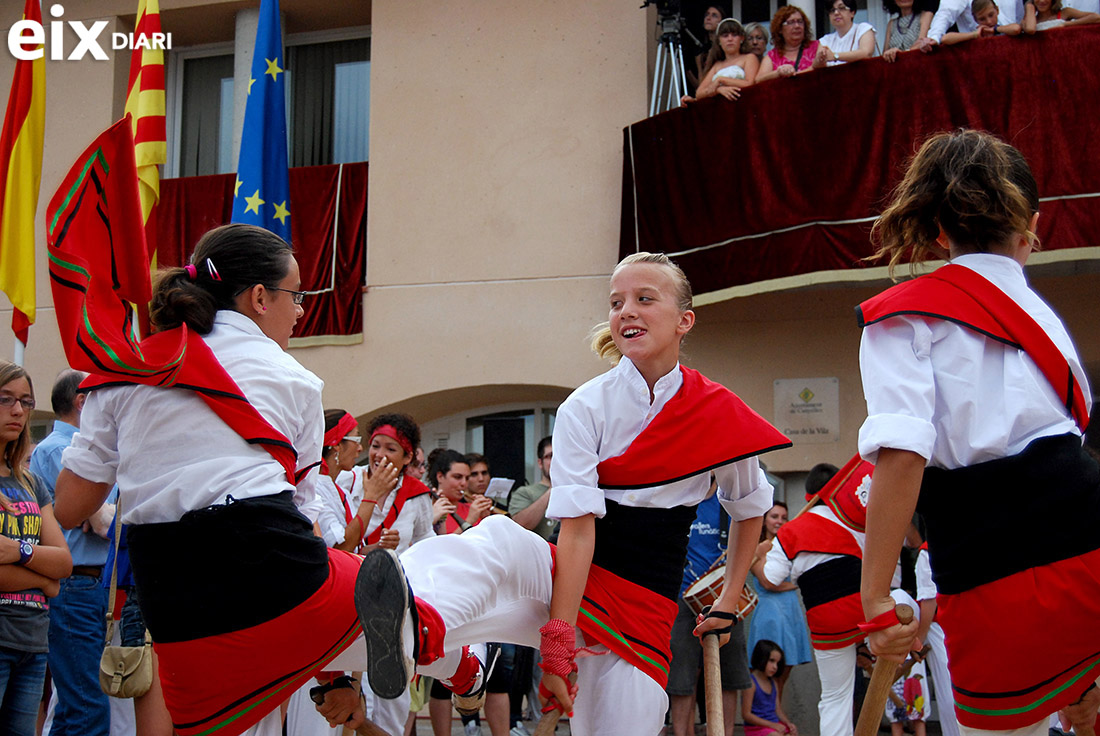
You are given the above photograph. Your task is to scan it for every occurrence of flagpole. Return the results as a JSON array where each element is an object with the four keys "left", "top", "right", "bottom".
[{"left": 13, "top": 337, "right": 24, "bottom": 366}]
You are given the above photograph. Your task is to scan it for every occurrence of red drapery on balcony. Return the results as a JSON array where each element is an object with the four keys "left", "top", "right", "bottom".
[
  {"left": 154, "top": 162, "right": 367, "bottom": 345},
  {"left": 620, "top": 25, "right": 1100, "bottom": 303}
]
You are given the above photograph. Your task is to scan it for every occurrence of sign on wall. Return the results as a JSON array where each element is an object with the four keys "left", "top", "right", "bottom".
[{"left": 773, "top": 377, "right": 839, "bottom": 444}]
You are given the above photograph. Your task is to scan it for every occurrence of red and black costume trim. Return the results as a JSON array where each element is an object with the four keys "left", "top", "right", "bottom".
[
  {"left": 45, "top": 121, "right": 358, "bottom": 736},
  {"left": 777, "top": 513, "right": 864, "bottom": 650},
  {"left": 859, "top": 266, "right": 1100, "bottom": 729},
  {"left": 575, "top": 366, "right": 789, "bottom": 688}
]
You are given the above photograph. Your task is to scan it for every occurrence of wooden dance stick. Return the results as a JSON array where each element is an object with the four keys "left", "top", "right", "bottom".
[
  {"left": 533, "top": 673, "right": 578, "bottom": 736},
  {"left": 703, "top": 632, "right": 724, "bottom": 736},
  {"left": 854, "top": 604, "right": 915, "bottom": 736}
]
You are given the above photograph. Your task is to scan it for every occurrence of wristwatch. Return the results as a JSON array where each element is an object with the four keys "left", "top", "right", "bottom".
[{"left": 16, "top": 539, "right": 33, "bottom": 566}]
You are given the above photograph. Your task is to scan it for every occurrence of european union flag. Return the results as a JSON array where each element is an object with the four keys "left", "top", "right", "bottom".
[{"left": 231, "top": 0, "right": 291, "bottom": 243}]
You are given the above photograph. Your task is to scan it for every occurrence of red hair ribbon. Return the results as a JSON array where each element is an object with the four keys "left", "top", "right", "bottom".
[
  {"left": 323, "top": 412, "right": 359, "bottom": 449},
  {"left": 369, "top": 424, "right": 414, "bottom": 458}
]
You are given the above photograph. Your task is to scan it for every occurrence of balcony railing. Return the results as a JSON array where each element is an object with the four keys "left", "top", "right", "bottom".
[{"left": 620, "top": 25, "right": 1100, "bottom": 304}]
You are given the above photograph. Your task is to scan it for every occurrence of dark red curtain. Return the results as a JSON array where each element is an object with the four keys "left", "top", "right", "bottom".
[
  {"left": 620, "top": 25, "right": 1100, "bottom": 298},
  {"left": 155, "top": 162, "right": 367, "bottom": 341}
]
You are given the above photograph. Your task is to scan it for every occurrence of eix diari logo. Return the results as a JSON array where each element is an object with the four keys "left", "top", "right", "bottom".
[{"left": 7, "top": 3, "right": 172, "bottom": 62}]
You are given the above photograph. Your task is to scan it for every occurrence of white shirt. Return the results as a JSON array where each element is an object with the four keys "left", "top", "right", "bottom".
[
  {"left": 316, "top": 472, "right": 362, "bottom": 548},
  {"left": 858, "top": 253, "right": 1090, "bottom": 469},
  {"left": 546, "top": 358, "right": 773, "bottom": 522},
  {"left": 64, "top": 310, "right": 325, "bottom": 525},
  {"left": 915, "top": 547, "right": 937, "bottom": 602},
  {"left": 928, "top": 0, "right": 1024, "bottom": 40},
  {"left": 762, "top": 506, "right": 864, "bottom": 586},
  {"left": 820, "top": 22, "right": 876, "bottom": 64},
  {"left": 1064, "top": 0, "right": 1099, "bottom": 13}
]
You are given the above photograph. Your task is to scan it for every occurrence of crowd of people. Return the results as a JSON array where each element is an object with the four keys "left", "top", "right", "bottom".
[
  {"left": 0, "top": 128, "right": 1097, "bottom": 736},
  {"left": 680, "top": 0, "right": 1098, "bottom": 103}
]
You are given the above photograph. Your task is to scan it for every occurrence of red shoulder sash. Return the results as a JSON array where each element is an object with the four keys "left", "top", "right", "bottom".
[
  {"left": 777, "top": 512, "right": 863, "bottom": 559},
  {"left": 364, "top": 476, "right": 432, "bottom": 545},
  {"left": 596, "top": 366, "right": 791, "bottom": 489},
  {"left": 858, "top": 264, "right": 1089, "bottom": 432}
]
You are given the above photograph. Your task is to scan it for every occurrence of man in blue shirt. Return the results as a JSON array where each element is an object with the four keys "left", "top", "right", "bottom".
[{"left": 31, "top": 370, "right": 113, "bottom": 736}]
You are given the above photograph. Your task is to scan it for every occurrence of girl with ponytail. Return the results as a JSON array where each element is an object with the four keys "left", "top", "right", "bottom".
[{"left": 857, "top": 130, "right": 1100, "bottom": 735}]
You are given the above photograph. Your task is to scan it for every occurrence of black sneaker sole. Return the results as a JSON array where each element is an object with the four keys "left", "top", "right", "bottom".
[{"left": 354, "top": 548, "right": 410, "bottom": 699}]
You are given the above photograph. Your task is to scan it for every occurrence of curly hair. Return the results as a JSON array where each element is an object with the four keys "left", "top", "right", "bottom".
[
  {"left": 871, "top": 130, "right": 1039, "bottom": 276},
  {"left": 367, "top": 413, "right": 422, "bottom": 462},
  {"left": 770, "top": 6, "right": 814, "bottom": 52}
]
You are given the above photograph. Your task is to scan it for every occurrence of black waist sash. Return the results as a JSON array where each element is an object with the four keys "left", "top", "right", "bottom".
[
  {"left": 917, "top": 433, "right": 1100, "bottom": 595},
  {"left": 592, "top": 500, "right": 699, "bottom": 601},
  {"left": 797, "top": 555, "right": 861, "bottom": 610},
  {"left": 126, "top": 491, "right": 329, "bottom": 643}
]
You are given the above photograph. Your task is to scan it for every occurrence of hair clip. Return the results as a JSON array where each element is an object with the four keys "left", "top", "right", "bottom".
[{"left": 206, "top": 258, "right": 222, "bottom": 282}]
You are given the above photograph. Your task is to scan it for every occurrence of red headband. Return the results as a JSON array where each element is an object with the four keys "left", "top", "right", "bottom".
[
  {"left": 323, "top": 412, "right": 359, "bottom": 448},
  {"left": 369, "top": 425, "right": 414, "bottom": 458}
]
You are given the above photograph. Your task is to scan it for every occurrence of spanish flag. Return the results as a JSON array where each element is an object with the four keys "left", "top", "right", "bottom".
[
  {"left": 124, "top": 0, "right": 167, "bottom": 247},
  {"left": 0, "top": 0, "right": 46, "bottom": 345}
]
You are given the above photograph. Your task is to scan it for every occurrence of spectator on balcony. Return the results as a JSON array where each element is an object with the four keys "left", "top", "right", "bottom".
[
  {"left": 920, "top": 0, "right": 1026, "bottom": 47},
  {"left": 1023, "top": 0, "right": 1100, "bottom": 30},
  {"left": 882, "top": 0, "right": 934, "bottom": 61},
  {"left": 683, "top": 18, "right": 759, "bottom": 103},
  {"left": 745, "top": 22, "right": 771, "bottom": 61},
  {"left": 757, "top": 7, "right": 826, "bottom": 82},
  {"left": 819, "top": 0, "right": 877, "bottom": 65},
  {"left": 940, "top": 0, "right": 1023, "bottom": 44},
  {"left": 690, "top": 5, "right": 728, "bottom": 91}
]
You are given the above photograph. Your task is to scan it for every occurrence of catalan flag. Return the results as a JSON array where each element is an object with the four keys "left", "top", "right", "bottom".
[
  {"left": 231, "top": 0, "right": 291, "bottom": 243},
  {"left": 124, "top": 0, "right": 167, "bottom": 235},
  {"left": 0, "top": 0, "right": 45, "bottom": 345}
]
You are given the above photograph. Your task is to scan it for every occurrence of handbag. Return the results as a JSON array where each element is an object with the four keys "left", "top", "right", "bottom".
[{"left": 98, "top": 494, "right": 154, "bottom": 699}]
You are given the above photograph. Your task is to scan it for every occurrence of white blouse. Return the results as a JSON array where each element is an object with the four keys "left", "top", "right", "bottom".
[
  {"left": 547, "top": 358, "right": 773, "bottom": 523},
  {"left": 64, "top": 310, "right": 325, "bottom": 525}
]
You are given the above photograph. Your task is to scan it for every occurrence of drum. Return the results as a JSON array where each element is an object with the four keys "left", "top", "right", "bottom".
[{"left": 683, "top": 564, "right": 758, "bottom": 620}]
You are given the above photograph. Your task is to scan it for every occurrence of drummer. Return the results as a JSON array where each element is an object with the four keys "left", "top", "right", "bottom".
[{"left": 668, "top": 488, "right": 752, "bottom": 736}]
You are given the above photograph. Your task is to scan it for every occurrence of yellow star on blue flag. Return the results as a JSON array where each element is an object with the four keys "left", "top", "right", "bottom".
[{"left": 231, "top": 0, "right": 291, "bottom": 242}]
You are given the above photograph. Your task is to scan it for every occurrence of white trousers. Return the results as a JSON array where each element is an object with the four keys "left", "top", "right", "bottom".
[
  {"left": 813, "top": 644, "right": 857, "bottom": 736},
  {"left": 926, "top": 622, "right": 960, "bottom": 736},
  {"left": 400, "top": 515, "right": 669, "bottom": 735}
]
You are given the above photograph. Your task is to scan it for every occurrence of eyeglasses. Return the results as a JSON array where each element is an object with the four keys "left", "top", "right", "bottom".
[
  {"left": 829, "top": 5, "right": 852, "bottom": 12},
  {"left": 267, "top": 286, "right": 307, "bottom": 304},
  {"left": 0, "top": 396, "right": 34, "bottom": 411},
  {"left": 782, "top": 17, "right": 805, "bottom": 25},
  {"left": 343, "top": 435, "right": 362, "bottom": 443}
]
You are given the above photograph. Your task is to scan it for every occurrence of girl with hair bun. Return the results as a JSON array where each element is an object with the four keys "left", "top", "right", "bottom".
[
  {"left": 56, "top": 223, "right": 381, "bottom": 735},
  {"left": 354, "top": 251, "right": 790, "bottom": 734},
  {"left": 857, "top": 130, "right": 1100, "bottom": 735}
]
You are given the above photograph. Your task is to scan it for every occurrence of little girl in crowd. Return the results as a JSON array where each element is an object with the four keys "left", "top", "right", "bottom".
[{"left": 742, "top": 640, "right": 798, "bottom": 736}]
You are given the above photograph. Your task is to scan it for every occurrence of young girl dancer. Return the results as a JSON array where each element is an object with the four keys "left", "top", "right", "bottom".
[
  {"left": 0, "top": 363, "right": 71, "bottom": 736},
  {"left": 742, "top": 640, "right": 797, "bottom": 736},
  {"left": 857, "top": 130, "right": 1100, "bottom": 735},
  {"left": 356, "top": 252, "right": 790, "bottom": 735},
  {"left": 54, "top": 224, "right": 380, "bottom": 736}
]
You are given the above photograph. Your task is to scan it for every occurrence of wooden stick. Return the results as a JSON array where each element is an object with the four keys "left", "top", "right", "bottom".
[
  {"left": 533, "top": 673, "right": 577, "bottom": 736},
  {"left": 703, "top": 633, "right": 724, "bottom": 736},
  {"left": 854, "top": 604, "right": 915, "bottom": 736}
]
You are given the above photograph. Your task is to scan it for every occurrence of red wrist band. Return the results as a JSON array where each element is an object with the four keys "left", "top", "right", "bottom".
[
  {"left": 539, "top": 618, "right": 577, "bottom": 679},
  {"left": 858, "top": 608, "right": 901, "bottom": 633}
]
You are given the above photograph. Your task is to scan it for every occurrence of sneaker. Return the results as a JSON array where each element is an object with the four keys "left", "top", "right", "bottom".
[
  {"left": 464, "top": 720, "right": 482, "bottom": 736},
  {"left": 510, "top": 724, "right": 532, "bottom": 736},
  {"left": 355, "top": 547, "right": 415, "bottom": 699},
  {"left": 452, "top": 643, "right": 502, "bottom": 717}
]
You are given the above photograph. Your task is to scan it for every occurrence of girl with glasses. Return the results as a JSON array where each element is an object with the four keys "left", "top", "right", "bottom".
[{"left": 0, "top": 363, "right": 71, "bottom": 736}]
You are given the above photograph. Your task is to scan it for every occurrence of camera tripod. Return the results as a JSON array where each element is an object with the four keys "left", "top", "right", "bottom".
[{"left": 649, "top": 14, "right": 690, "bottom": 117}]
